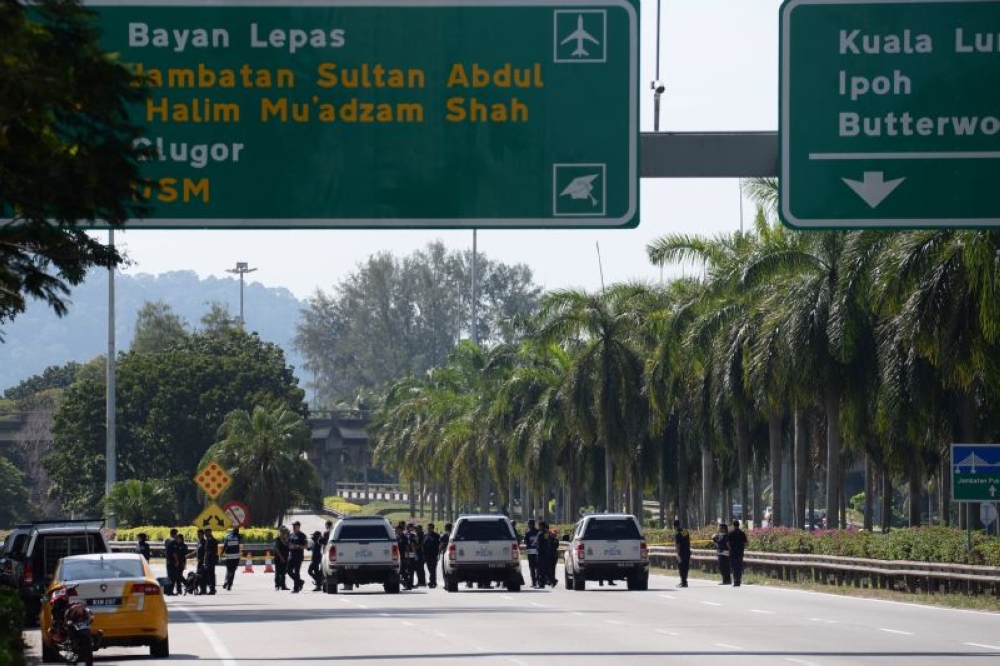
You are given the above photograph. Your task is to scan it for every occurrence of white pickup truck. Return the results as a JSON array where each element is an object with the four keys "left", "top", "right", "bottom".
[
  {"left": 321, "top": 517, "right": 401, "bottom": 594},
  {"left": 563, "top": 514, "right": 649, "bottom": 591},
  {"left": 442, "top": 515, "right": 522, "bottom": 592}
]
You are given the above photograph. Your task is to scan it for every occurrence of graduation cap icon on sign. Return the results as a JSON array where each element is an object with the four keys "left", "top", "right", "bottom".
[{"left": 560, "top": 174, "right": 600, "bottom": 206}]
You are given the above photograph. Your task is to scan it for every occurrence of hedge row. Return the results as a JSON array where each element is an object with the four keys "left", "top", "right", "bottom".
[
  {"left": 323, "top": 496, "right": 363, "bottom": 515},
  {"left": 115, "top": 526, "right": 279, "bottom": 544}
]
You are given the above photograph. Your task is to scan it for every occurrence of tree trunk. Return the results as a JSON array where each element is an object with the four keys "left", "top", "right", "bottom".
[
  {"left": 701, "top": 445, "right": 713, "bottom": 528},
  {"left": 864, "top": 454, "right": 874, "bottom": 531},
  {"left": 824, "top": 381, "right": 842, "bottom": 529},
  {"left": 677, "top": 435, "right": 688, "bottom": 527},
  {"left": 939, "top": 457, "right": 951, "bottom": 527},
  {"left": 737, "top": 409, "right": 751, "bottom": 529},
  {"left": 880, "top": 464, "right": 892, "bottom": 533},
  {"left": 909, "top": 454, "right": 922, "bottom": 527},
  {"left": 408, "top": 479, "right": 416, "bottom": 518},
  {"left": 478, "top": 454, "right": 490, "bottom": 513},
  {"left": 794, "top": 408, "right": 807, "bottom": 530},
  {"left": 658, "top": 442, "right": 666, "bottom": 528},
  {"left": 604, "top": 435, "right": 614, "bottom": 513},
  {"left": 769, "top": 411, "right": 783, "bottom": 527},
  {"left": 752, "top": 454, "right": 763, "bottom": 528}
]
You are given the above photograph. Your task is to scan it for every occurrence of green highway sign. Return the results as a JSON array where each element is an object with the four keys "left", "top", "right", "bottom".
[
  {"left": 952, "top": 444, "right": 1000, "bottom": 502},
  {"left": 779, "top": 0, "right": 1000, "bottom": 229},
  {"left": 89, "top": 0, "right": 639, "bottom": 228}
]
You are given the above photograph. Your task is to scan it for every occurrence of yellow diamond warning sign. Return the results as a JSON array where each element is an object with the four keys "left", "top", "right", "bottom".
[
  {"left": 194, "top": 461, "right": 232, "bottom": 499},
  {"left": 192, "top": 502, "right": 229, "bottom": 529}
]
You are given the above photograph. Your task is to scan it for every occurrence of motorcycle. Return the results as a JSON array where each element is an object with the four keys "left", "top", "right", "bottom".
[{"left": 43, "top": 583, "right": 102, "bottom": 665}]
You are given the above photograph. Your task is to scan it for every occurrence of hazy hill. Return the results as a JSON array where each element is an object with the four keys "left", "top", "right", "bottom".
[{"left": 0, "top": 269, "right": 309, "bottom": 395}]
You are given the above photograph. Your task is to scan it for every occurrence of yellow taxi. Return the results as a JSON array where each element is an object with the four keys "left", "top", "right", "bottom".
[{"left": 41, "top": 553, "right": 169, "bottom": 659}]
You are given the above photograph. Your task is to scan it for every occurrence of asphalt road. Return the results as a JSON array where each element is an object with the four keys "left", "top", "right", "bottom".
[{"left": 24, "top": 561, "right": 1000, "bottom": 665}]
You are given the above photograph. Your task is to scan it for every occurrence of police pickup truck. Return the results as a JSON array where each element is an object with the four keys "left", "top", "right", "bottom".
[
  {"left": 442, "top": 515, "right": 522, "bottom": 592},
  {"left": 563, "top": 514, "right": 649, "bottom": 591},
  {"left": 321, "top": 516, "right": 401, "bottom": 594}
]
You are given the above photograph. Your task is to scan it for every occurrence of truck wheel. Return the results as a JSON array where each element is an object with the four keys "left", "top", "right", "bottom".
[
  {"left": 324, "top": 576, "right": 338, "bottom": 594},
  {"left": 573, "top": 574, "right": 585, "bottom": 591},
  {"left": 507, "top": 580, "right": 521, "bottom": 592},
  {"left": 384, "top": 582, "right": 401, "bottom": 594},
  {"left": 150, "top": 637, "right": 170, "bottom": 658},
  {"left": 564, "top": 571, "right": 572, "bottom": 589},
  {"left": 445, "top": 575, "right": 459, "bottom": 593}
]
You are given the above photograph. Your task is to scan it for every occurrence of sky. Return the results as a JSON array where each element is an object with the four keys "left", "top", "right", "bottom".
[{"left": 108, "top": 0, "right": 781, "bottom": 301}]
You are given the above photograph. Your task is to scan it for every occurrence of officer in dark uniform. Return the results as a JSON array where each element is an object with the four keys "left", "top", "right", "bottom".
[
  {"left": 536, "top": 521, "right": 553, "bottom": 587},
  {"left": 712, "top": 522, "right": 732, "bottom": 585},
  {"left": 524, "top": 520, "right": 540, "bottom": 588},
  {"left": 202, "top": 528, "right": 219, "bottom": 594},
  {"left": 287, "top": 521, "right": 307, "bottom": 593},
  {"left": 164, "top": 529, "right": 178, "bottom": 595},
  {"left": 422, "top": 523, "right": 441, "bottom": 588},
  {"left": 221, "top": 525, "right": 242, "bottom": 590},
  {"left": 273, "top": 526, "right": 290, "bottom": 590},
  {"left": 412, "top": 525, "right": 426, "bottom": 587},
  {"left": 439, "top": 522, "right": 452, "bottom": 584},
  {"left": 729, "top": 520, "right": 748, "bottom": 587},
  {"left": 673, "top": 519, "right": 691, "bottom": 587},
  {"left": 308, "top": 531, "right": 324, "bottom": 591},
  {"left": 396, "top": 523, "right": 412, "bottom": 590}
]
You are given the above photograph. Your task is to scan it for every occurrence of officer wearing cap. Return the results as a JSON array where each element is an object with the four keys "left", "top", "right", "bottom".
[{"left": 308, "top": 530, "right": 324, "bottom": 591}]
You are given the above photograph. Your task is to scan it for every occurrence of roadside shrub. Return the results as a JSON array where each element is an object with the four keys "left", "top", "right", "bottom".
[
  {"left": 323, "top": 496, "right": 363, "bottom": 515},
  {"left": 0, "top": 587, "right": 25, "bottom": 666},
  {"left": 116, "top": 526, "right": 278, "bottom": 544}
]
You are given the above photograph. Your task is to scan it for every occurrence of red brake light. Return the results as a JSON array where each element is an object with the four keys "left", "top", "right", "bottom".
[
  {"left": 511, "top": 542, "right": 520, "bottom": 561},
  {"left": 576, "top": 542, "right": 585, "bottom": 562},
  {"left": 328, "top": 545, "right": 337, "bottom": 563},
  {"left": 390, "top": 544, "right": 399, "bottom": 561},
  {"left": 640, "top": 541, "right": 649, "bottom": 561},
  {"left": 23, "top": 563, "right": 33, "bottom": 586},
  {"left": 448, "top": 543, "right": 457, "bottom": 561},
  {"left": 133, "top": 583, "right": 161, "bottom": 595}
]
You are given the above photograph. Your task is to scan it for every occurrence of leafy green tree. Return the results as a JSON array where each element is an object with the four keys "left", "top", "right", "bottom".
[
  {"left": 46, "top": 326, "right": 306, "bottom": 518},
  {"left": 131, "top": 301, "right": 188, "bottom": 353},
  {"left": 3, "top": 362, "right": 80, "bottom": 400},
  {"left": 103, "top": 478, "right": 176, "bottom": 527},
  {"left": 203, "top": 406, "right": 320, "bottom": 527},
  {"left": 0, "top": 0, "right": 151, "bottom": 330},
  {"left": 0, "top": 454, "right": 29, "bottom": 524}
]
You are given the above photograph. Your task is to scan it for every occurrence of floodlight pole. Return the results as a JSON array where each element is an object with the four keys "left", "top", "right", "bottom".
[
  {"left": 106, "top": 229, "right": 116, "bottom": 528},
  {"left": 226, "top": 261, "right": 257, "bottom": 327}
]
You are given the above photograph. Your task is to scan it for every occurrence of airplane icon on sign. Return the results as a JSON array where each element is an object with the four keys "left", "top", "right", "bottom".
[{"left": 560, "top": 15, "right": 600, "bottom": 57}]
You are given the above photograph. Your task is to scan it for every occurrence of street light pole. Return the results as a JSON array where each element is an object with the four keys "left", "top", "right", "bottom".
[{"left": 226, "top": 261, "right": 257, "bottom": 327}]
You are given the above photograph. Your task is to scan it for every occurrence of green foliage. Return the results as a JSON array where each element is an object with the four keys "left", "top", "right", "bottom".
[
  {"left": 46, "top": 327, "right": 306, "bottom": 518},
  {"left": 201, "top": 405, "right": 320, "bottom": 526},
  {"left": 0, "top": 587, "right": 26, "bottom": 666},
  {"left": 131, "top": 301, "right": 188, "bottom": 354},
  {"left": 296, "top": 240, "right": 541, "bottom": 404},
  {"left": 103, "top": 479, "right": 177, "bottom": 528},
  {"left": 0, "top": 0, "right": 151, "bottom": 328},
  {"left": 0, "top": 454, "right": 29, "bottom": 525},
  {"left": 3, "top": 362, "right": 80, "bottom": 400},
  {"left": 746, "top": 526, "right": 1000, "bottom": 565},
  {"left": 116, "top": 526, "right": 278, "bottom": 544}
]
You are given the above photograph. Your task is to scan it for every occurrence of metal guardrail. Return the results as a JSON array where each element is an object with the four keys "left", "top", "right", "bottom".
[{"left": 647, "top": 546, "right": 1000, "bottom": 597}]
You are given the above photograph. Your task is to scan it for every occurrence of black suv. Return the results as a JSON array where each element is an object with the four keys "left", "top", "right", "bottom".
[{"left": 7, "top": 519, "right": 109, "bottom": 623}]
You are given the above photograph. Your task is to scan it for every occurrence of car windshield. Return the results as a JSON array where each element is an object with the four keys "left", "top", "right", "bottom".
[
  {"left": 454, "top": 519, "right": 514, "bottom": 541},
  {"left": 583, "top": 519, "right": 641, "bottom": 540},
  {"left": 338, "top": 524, "right": 390, "bottom": 541},
  {"left": 59, "top": 558, "right": 145, "bottom": 582}
]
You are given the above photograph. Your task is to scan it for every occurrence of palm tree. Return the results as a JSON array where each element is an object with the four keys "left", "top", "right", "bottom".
[
  {"left": 103, "top": 478, "right": 176, "bottom": 527},
  {"left": 535, "top": 285, "right": 648, "bottom": 512},
  {"left": 203, "top": 405, "right": 319, "bottom": 526}
]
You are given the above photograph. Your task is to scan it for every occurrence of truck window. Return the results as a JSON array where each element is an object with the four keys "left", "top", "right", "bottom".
[
  {"left": 582, "top": 520, "right": 641, "bottom": 540},
  {"left": 454, "top": 520, "right": 514, "bottom": 541},
  {"left": 337, "top": 524, "right": 391, "bottom": 541}
]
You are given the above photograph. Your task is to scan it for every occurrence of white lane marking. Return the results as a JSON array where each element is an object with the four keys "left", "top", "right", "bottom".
[
  {"left": 401, "top": 620, "right": 415, "bottom": 627},
  {"left": 339, "top": 597, "right": 350, "bottom": 603},
  {"left": 785, "top": 659, "right": 821, "bottom": 666},
  {"left": 379, "top": 612, "right": 390, "bottom": 617},
  {"left": 809, "top": 618, "right": 838, "bottom": 624},
  {"left": 763, "top": 582, "right": 999, "bottom": 616},
  {"left": 507, "top": 659, "right": 530, "bottom": 666},
  {"left": 358, "top": 604, "right": 369, "bottom": 609},
  {"left": 177, "top": 605, "right": 238, "bottom": 666},
  {"left": 965, "top": 642, "right": 1000, "bottom": 650},
  {"left": 879, "top": 628, "right": 913, "bottom": 636},
  {"left": 701, "top": 601, "right": 722, "bottom": 606},
  {"left": 605, "top": 619, "right": 626, "bottom": 625},
  {"left": 655, "top": 629, "right": 680, "bottom": 637},
  {"left": 433, "top": 631, "right": 448, "bottom": 639},
  {"left": 572, "top": 611, "right": 585, "bottom": 616},
  {"left": 501, "top": 595, "right": 514, "bottom": 600},
  {"left": 658, "top": 594, "right": 676, "bottom": 600},
  {"left": 530, "top": 602, "right": 547, "bottom": 607},
  {"left": 714, "top": 642, "right": 743, "bottom": 650},
  {"left": 749, "top": 609, "right": 775, "bottom": 615}
]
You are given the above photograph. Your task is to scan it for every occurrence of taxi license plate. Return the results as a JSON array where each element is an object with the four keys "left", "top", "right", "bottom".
[{"left": 87, "top": 598, "right": 122, "bottom": 607}]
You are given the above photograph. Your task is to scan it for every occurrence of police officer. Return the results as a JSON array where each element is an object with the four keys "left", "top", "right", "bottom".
[
  {"left": 202, "top": 528, "right": 219, "bottom": 594},
  {"left": 308, "top": 530, "right": 324, "bottom": 591},
  {"left": 524, "top": 519, "right": 540, "bottom": 588},
  {"left": 164, "top": 529, "right": 179, "bottom": 595},
  {"left": 395, "top": 523, "right": 412, "bottom": 590},
  {"left": 221, "top": 525, "right": 242, "bottom": 590},
  {"left": 136, "top": 532, "right": 152, "bottom": 562},
  {"left": 287, "top": 521, "right": 307, "bottom": 593},
  {"left": 673, "top": 519, "right": 691, "bottom": 588},
  {"left": 422, "top": 523, "right": 441, "bottom": 589},
  {"left": 536, "top": 521, "right": 553, "bottom": 588},
  {"left": 413, "top": 524, "right": 427, "bottom": 587},
  {"left": 729, "top": 519, "right": 748, "bottom": 587},
  {"left": 712, "top": 522, "right": 732, "bottom": 585},
  {"left": 439, "top": 522, "right": 452, "bottom": 585},
  {"left": 274, "top": 526, "right": 290, "bottom": 590}
]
